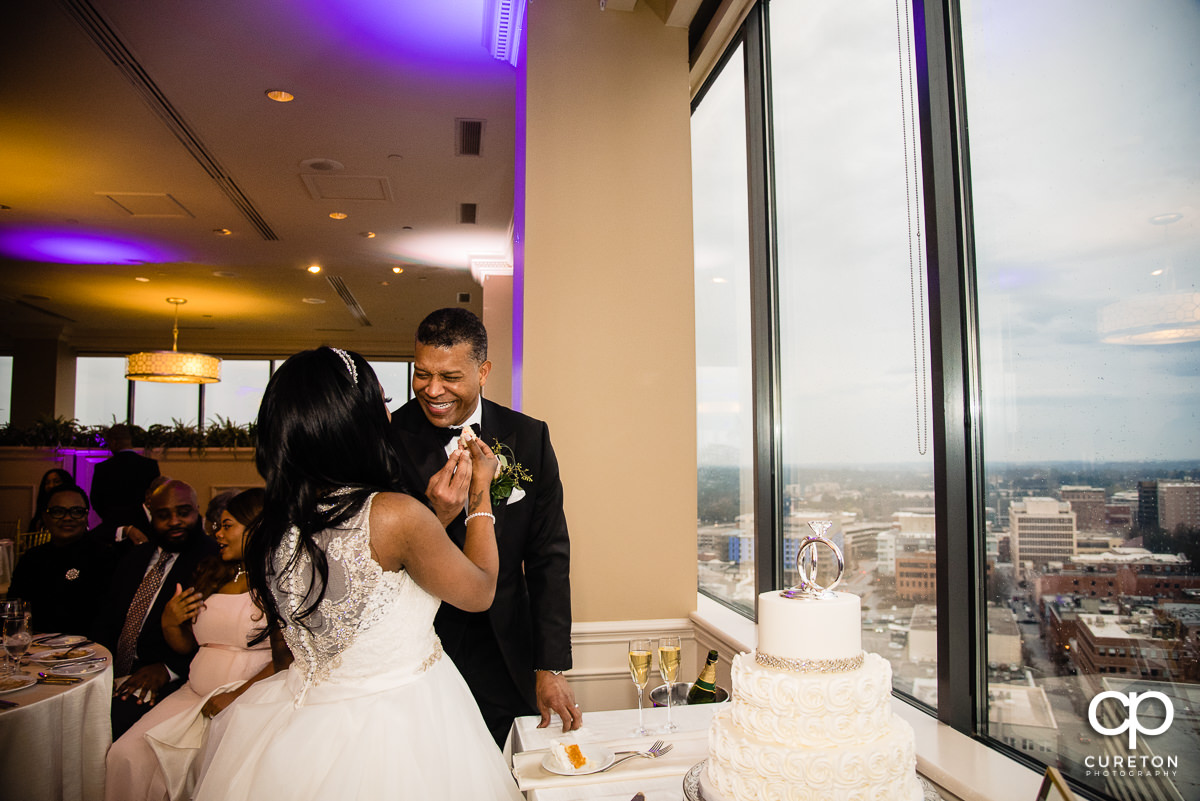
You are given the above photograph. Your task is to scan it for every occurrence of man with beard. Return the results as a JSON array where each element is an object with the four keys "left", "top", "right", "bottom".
[{"left": 93, "top": 479, "right": 218, "bottom": 738}]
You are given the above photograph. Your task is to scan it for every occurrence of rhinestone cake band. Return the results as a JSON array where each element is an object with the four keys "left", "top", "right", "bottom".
[{"left": 755, "top": 650, "right": 865, "bottom": 673}]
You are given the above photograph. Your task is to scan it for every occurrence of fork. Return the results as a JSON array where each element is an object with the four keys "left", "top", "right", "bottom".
[{"left": 598, "top": 740, "right": 673, "bottom": 772}]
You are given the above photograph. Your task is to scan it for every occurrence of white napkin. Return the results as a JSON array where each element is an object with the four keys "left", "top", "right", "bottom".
[{"left": 511, "top": 730, "right": 707, "bottom": 792}]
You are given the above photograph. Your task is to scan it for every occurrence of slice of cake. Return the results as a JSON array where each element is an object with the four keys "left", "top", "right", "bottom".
[{"left": 549, "top": 740, "right": 589, "bottom": 772}]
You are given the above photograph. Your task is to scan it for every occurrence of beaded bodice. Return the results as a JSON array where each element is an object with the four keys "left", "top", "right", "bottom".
[{"left": 273, "top": 493, "right": 442, "bottom": 704}]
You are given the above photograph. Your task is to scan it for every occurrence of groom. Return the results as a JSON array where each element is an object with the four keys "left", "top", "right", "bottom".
[{"left": 389, "top": 308, "right": 581, "bottom": 746}]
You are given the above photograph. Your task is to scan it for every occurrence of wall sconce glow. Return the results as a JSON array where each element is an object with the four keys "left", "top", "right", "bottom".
[
  {"left": 0, "top": 228, "right": 171, "bottom": 264},
  {"left": 265, "top": 90, "right": 295, "bottom": 102},
  {"left": 307, "top": 265, "right": 322, "bottom": 274}
]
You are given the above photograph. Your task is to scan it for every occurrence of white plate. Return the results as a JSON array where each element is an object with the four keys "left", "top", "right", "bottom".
[
  {"left": 48, "top": 660, "right": 107, "bottom": 676},
  {"left": 29, "top": 647, "right": 95, "bottom": 664},
  {"left": 35, "top": 634, "right": 89, "bottom": 648},
  {"left": 0, "top": 675, "right": 37, "bottom": 694},
  {"left": 541, "top": 746, "right": 616, "bottom": 776}
]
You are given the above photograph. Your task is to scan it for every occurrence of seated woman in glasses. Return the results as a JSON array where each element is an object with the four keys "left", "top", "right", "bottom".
[{"left": 9, "top": 485, "right": 117, "bottom": 634}]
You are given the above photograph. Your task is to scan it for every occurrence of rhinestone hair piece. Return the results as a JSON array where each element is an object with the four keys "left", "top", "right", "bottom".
[
  {"left": 754, "top": 650, "right": 865, "bottom": 673},
  {"left": 330, "top": 347, "right": 358, "bottom": 385}
]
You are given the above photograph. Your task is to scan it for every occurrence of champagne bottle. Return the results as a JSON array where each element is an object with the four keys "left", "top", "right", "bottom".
[{"left": 686, "top": 649, "right": 721, "bottom": 704}]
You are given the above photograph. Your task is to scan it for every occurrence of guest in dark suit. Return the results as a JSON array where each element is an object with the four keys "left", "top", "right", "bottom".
[
  {"left": 9, "top": 485, "right": 115, "bottom": 634},
  {"left": 92, "top": 479, "right": 218, "bottom": 739},
  {"left": 90, "top": 423, "right": 160, "bottom": 541},
  {"left": 389, "top": 308, "right": 580, "bottom": 745}
]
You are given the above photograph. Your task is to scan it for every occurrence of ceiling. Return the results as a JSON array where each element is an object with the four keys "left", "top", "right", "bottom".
[{"left": 0, "top": 0, "right": 521, "bottom": 360}]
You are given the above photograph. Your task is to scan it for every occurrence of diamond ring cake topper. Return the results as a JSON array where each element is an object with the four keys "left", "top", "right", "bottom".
[{"left": 780, "top": 520, "right": 844, "bottom": 600}]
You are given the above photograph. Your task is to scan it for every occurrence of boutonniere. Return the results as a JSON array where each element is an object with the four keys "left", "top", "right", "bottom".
[{"left": 490, "top": 440, "right": 532, "bottom": 504}]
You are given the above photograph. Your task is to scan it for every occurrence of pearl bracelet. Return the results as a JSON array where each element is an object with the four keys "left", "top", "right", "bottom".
[{"left": 464, "top": 511, "right": 496, "bottom": 525}]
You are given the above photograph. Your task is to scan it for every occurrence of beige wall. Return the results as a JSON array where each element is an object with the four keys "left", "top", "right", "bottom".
[{"left": 523, "top": 2, "right": 697, "bottom": 624}]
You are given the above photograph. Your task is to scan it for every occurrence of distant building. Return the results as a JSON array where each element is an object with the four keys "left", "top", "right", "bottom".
[
  {"left": 1061, "top": 486, "right": 1106, "bottom": 532},
  {"left": 896, "top": 550, "right": 936, "bottom": 602},
  {"left": 1106, "top": 492, "right": 1136, "bottom": 532},
  {"left": 987, "top": 684, "right": 1058, "bottom": 762},
  {"left": 1137, "top": 480, "right": 1200, "bottom": 532},
  {"left": 1072, "top": 612, "right": 1190, "bottom": 681},
  {"left": 1011, "top": 497, "right": 1076, "bottom": 571},
  {"left": 1035, "top": 548, "right": 1199, "bottom": 604},
  {"left": 908, "top": 604, "right": 1021, "bottom": 667}
]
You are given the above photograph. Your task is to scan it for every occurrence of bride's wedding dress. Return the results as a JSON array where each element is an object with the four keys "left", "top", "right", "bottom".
[{"left": 192, "top": 494, "right": 522, "bottom": 800}]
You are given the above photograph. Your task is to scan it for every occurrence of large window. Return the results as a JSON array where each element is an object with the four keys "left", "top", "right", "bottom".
[
  {"left": 0, "top": 356, "right": 11, "bottom": 425},
  {"left": 692, "top": 1, "right": 1199, "bottom": 798},
  {"left": 692, "top": 41, "right": 757, "bottom": 616},
  {"left": 74, "top": 356, "right": 413, "bottom": 430},
  {"left": 962, "top": 1, "right": 1200, "bottom": 798},
  {"left": 769, "top": 0, "right": 937, "bottom": 703}
]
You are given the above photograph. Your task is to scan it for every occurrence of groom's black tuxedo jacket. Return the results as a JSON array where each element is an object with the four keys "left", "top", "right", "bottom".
[{"left": 389, "top": 397, "right": 572, "bottom": 711}]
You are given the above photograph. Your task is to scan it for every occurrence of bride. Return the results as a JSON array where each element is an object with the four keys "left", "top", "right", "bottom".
[{"left": 192, "top": 346, "right": 522, "bottom": 800}]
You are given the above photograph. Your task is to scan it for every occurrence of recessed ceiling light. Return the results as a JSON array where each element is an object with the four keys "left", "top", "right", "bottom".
[
  {"left": 328, "top": 212, "right": 348, "bottom": 220},
  {"left": 307, "top": 265, "right": 322, "bottom": 274},
  {"left": 265, "top": 90, "right": 295, "bottom": 102},
  {"left": 401, "top": 225, "right": 413, "bottom": 230},
  {"left": 1151, "top": 269, "right": 1165, "bottom": 276},
  {"left": 380, "top": 281, "right": 390, "bottom": 286},
  {"left": 1150, "top": 213, "right": 1182, "bottom": 225},
  {"left": 213, "top": 228, "right": 232, "bottom": 236},
  {"left": 135, "top": 276, "right": 150, "bottom": 282},
  {"left": 387, "top": 154, "right": 403, "bottom": 160},
  {"left": 302, "top": 298, "right": 326, "bottom": 304},
  {"left": 212, "top": 270, "right": 237, "bottom": 278},
  {"left": 360, "top": 231, "right": 376, "bottom": 239},
  {"left": 712, "top": 277, "right": 728, "bottom": 284},
  {"left": 392, "top": 267, "right": 404, "bottom": 274}
]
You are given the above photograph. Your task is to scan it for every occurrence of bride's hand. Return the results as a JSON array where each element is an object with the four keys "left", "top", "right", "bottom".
[{"left": 465, "top": 438, "right": 499, "bottom": 492}]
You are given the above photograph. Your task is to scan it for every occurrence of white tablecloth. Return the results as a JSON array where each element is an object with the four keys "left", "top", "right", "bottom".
[
  {"left": 0, "top": 646, "right": 113, "bottom": 801},
  {"left": 510, "top": 702, "right": 723, "bottom": 801}
]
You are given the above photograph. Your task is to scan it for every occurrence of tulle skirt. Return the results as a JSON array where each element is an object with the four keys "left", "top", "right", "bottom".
[{"left": 191, "top": 654, "right": 522, "bottom": 801}]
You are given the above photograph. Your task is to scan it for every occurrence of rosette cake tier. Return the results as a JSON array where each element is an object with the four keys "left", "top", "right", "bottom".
[{"left": 703, "top": 591, "right": 922, "bottom": 801}]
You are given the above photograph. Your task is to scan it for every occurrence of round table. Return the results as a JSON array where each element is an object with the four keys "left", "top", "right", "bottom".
[{"left": 0, "top": 643, "right": 113, "bottom": 801}]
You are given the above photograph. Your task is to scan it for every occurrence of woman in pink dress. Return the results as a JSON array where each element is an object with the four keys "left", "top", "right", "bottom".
[{"left": 104, "top": 488, "right": 290, "bottom": 801}]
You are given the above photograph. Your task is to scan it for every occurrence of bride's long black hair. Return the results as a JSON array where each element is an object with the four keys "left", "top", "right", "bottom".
[{"left": 245, "top": 346, "right": 403, "bottom": 641}]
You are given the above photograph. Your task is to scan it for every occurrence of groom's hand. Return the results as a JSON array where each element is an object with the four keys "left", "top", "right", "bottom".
[
  {"left": 425, "top": 449, "right": 472, "bottom": 527},
  {"left": 535, "top": 671, "right": 582, "bottom": 733}
]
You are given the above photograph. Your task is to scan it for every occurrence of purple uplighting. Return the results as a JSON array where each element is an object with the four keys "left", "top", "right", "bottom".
[{"left": 0, "top": 228, "right": 172, "bottom": 264}]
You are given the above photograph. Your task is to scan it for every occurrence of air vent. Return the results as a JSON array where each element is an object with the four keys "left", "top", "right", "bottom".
[
  {"left": 325, "top": 276, "right": 372, "bottom": 327},
  {"left": 456, "top": 119, "right": 484, "bottom": 156},
  {"left": 458, "top": 203, "right": 478, "bottom": 224},
  {"left": 457, "top": 292, "right": 472, "bottom": 303}
]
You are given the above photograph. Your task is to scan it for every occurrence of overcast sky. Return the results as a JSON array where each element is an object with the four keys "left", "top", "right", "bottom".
[{"left": 694, "top": 0, "right": 1198, "bottom": 467}]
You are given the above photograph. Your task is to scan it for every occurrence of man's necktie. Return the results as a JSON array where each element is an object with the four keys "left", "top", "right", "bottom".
[{"left": 115, "top": 550, "right": 171, "bottom": 676}]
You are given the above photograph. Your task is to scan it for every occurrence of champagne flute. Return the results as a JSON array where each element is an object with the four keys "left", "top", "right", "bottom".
[
  {"left": 628, "top": 638, "right": 653, "bottom": 736},
  {"left": 2, "top": 612, "right": 31, "bottom": 676},
  {"left": 658, "top": 635, "right": 681, "bottom": 733}
]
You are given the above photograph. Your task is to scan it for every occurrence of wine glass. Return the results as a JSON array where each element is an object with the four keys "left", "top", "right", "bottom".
[
  {"left": 2, "top": 612, "right": 31, "bottom": 677},
  {"left": 628, "top": 638, "right": 653, "bottom": 736},
  {"left": 658, "top": 635, "right": 681, "bottom": 733}
]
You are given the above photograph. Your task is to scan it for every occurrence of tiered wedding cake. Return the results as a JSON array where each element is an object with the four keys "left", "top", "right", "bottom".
[{"left": 702, "top": 527, "right": 922, "bottom": 801}]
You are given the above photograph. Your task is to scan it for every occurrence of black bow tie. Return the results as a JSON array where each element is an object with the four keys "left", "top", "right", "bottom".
[{"left": 435, "top": 422, "right": 480, "bottom": 446}]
